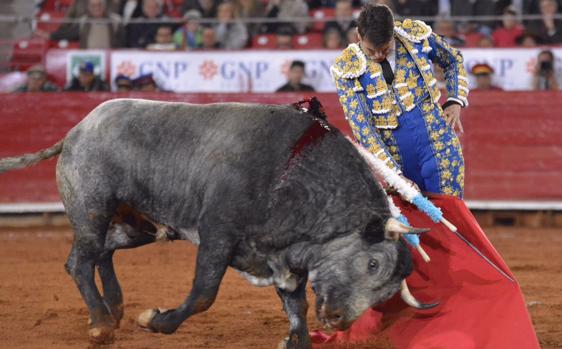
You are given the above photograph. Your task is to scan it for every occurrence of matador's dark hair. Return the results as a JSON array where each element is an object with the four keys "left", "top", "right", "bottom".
[{"left": 357, "top": 4, "right": 394, "bottom": 47}]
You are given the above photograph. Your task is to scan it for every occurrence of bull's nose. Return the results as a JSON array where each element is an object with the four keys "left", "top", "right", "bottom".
[
  {"left": 328, "top": 313, "right": 343, "bottom": 327},
  {"left": 324, "top": 310, "right": 343, "bottom": 327}
]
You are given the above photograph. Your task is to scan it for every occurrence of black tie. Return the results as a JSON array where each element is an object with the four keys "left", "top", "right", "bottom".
[{"left": 380, "top": 58, "right": 394, "bottom": 85}]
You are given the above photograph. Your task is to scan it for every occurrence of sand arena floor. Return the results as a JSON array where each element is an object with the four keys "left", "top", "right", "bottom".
[{"left": 0, "top": 226, "right": 560, "bottom": 349}]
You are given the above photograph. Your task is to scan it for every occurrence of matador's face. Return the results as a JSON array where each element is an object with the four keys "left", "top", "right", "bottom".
[{"left": 358, "top": 33, "right": 394, "bottom": 63}]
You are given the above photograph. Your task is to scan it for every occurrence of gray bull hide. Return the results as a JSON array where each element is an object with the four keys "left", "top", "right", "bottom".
[{"left": 0, "top": 99, "right": 433, "bottom": 348}]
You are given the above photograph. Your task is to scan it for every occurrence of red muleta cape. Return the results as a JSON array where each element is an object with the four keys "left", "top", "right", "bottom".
[{"left": 311, "top": 194, "right": 540, "bottom": 349}]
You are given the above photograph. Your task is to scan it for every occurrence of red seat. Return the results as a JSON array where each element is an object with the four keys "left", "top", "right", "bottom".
[
  {"left": 293, "top": 33, "right": 324, "bottom": 49},
  {"left": 47, "top": 40, "right": 79, "bottom": 49},
  {"left": 41, "top": 0, "right": 74, "bottom": 12},
  {"left": 40, "top": 0, "right": 57, "bottom": 11},
  {"left": 36, "top": 11, "right": 66, "bottom": 34},
  {"left": 251, "top": 34, "right": 277, "bottom": 49},
  {"left": 310, "top": 8, "right": 335, "bottom": 33},
  {"left": 10, "top": 39, "right": 47, "bottom": 71},
  {"left": 163, "top": 0, "right": 185, "bottom": 17}
]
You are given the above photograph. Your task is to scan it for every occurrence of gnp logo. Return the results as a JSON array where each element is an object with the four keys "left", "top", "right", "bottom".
[
  {"left": 199, "top": 60, "right": 218, "bottom": 80},
  {"left": 116, "top": 61, "right": 137, "bottom": 77}
]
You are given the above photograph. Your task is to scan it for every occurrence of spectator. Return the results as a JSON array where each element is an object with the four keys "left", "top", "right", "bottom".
[
  {"left": 324, "top": 28, "right": 344, "bottom": 49},
  {"left": 478, "top": 36, "right": 495, "bottom": 47},
  {"left": 174, "top": 10, "right": 204, "bottom": 50},
  {"left": 214, "top": 1, "right": 249, "bottom": 49},
  {"left": 459, "top": 21, "right": 484, "bottom": 47},
  {"left": 132, "top": 73, "right": 160, "bottom": 91},
  {"left": 14, "top": 65, "right": 59, "bottom": 92},
  {"left": 182, "top": 0, "right": 219, "bottom": 18},
  {"left": 395, "top": 0, "right": 438, "bottom": 17},
  {"left": 114, "top": 74, "right": 133, "bottom": 91},
  {"left": 346, "top": 25, "right": 358, "bottom": 44},
  {"left": 147, "top": 25, "right": 177, "bottom": 50},
  {"left": 126, "top": 0, "right": 167, "bottom": 48},
  {"left": 520, "top": 0, "right": 562, "bottom": 15},
  {"left": 307, "top": 0, "right": 362, "bottom": 10},
  {"left": 533, "top": 49, "right": 559, "bottom": 91},
  {"left": 471, "top": 63, "right": 502, "bottom": 90},
  {"left": 517, "top": 31, "right": 540, "bottom": 46},
  {"left": 276, "top": 60, "right": 315, "bottom": 92},
  {"left": 118, "top": 0, "right": 143, "bottom": 23},
  {"left": 40, "top": 0, "right": 124, "bottom": 48},
  {"left": 434, "top": 19, "right": 465, "bottom": 47},
  {"left": 36, "top": 0, "right": 121, "bottom": 39},
  {"left": 263, "top": 0, "right": 309, "bottom": 34},
  {"left": 233, "top": 0, "right": 266, "bottom": 36},
  {"left": 65, "top": 61, "right": 109, "bottom": 92},
  {"left": 527, "top": 0, "right": 562, "bottom": 44},
  {"left": 450, "top": 0, "right": 510, "bottom": 17},
  {"left": 276, "top": 25, "right": 295, "bottom": 49},
  {"left": 201, "top": 27, "right": 220, "bottom": 49},
  {"left": 371, "top": 0, "right": 395, "bottom": 10},
  {"left": 492, "top": 7, "right": 525, "bottom": 47},
  {"left": 324, "top": 0, "right": 356, "bottom": 45}
]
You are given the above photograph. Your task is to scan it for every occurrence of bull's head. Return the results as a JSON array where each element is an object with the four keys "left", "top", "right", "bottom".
[{"left": 309, "top": 217, "right": 437, "bottom": 330}]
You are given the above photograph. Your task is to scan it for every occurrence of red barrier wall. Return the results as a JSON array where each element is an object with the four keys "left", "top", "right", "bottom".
[{"left": 1, "top": 91, "right": 561, "bottom": 204}]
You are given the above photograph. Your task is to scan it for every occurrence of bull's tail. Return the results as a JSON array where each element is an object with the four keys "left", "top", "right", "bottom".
[{"left": 0, "top": 140, "right": 64, "bottom": 174}]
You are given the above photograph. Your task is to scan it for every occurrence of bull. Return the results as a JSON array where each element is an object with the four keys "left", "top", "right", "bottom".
[{"left": 0, "top": 98, "right": 435, "bottom": 348}]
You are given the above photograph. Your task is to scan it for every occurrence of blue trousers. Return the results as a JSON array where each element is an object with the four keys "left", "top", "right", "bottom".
[{"left": 383, "top": 101, "right": 465, "bottom": 198}]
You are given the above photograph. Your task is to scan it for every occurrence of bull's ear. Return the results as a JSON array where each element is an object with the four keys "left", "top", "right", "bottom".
[
  {"left": 385, "top": 218, "right": 430, "bottom": 240},
  {"left": 362, "top": 215, "right": 386, "bottom": 243}
]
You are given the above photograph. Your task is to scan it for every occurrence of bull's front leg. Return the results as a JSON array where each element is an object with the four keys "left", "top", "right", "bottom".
[
  {"left": 137, "top": 235, "right": 234, "bottom": 334},
  {"left": 276, "top": 277, "right": 312, "bottom": 349}
]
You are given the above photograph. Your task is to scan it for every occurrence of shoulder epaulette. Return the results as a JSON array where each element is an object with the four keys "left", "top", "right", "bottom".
[
  {"left": 394, "top": 19, "right": 432, "bottom": 43},
  {"left": 330, "top": 43, "right": 367, "bottom": 79}
]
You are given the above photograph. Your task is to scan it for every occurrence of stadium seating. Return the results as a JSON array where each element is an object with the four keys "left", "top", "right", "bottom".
[
  {"left": 310, "top": 8, "right": 335, "bottom": 33},
  {"left": 10, "top": 39, "right": 47, "bottom": 71},
  {"left": 36, "top": 11, "right": 65, "bottom": 34},
  {"left": 294, "top": 33, "right": 324, "bottom": 49},
  {"left": 252, "top": 34, "right": 278, "bottom": 49}
]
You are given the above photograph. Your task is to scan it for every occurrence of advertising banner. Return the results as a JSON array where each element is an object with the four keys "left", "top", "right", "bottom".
[
  {"left": 39, "top": 48, "right": 562, "bottom": 92},
  {"left": 109, "top": 48, "right": 562, "bottom": 92},
  {"left": 110, "top": 50, "right": 336, "bottom": 92}
]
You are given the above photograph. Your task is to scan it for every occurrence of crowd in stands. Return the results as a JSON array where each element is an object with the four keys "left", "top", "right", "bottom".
[
  {"left": 32, "top": 0, "right": 562, "bottom": 51},
  {"left": 8, "top": 0, "right": 561, "bottom": 93}
]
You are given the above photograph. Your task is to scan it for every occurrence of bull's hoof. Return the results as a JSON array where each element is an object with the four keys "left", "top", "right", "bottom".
[
  {"left": 111, "top": 304, "right": 125, "bottom": 329},
  {"left": 277, "top": 337, "right": 289, "bottom": 349},
  {"left": 278, "top": 335, "right": 312, "bottom": 349},
  {"left": 88, "top": 307, "right": 122, "bottom": 329},
  {"left": 88, "top": 317, "right": 120, "bottom": 329},
  {"left": 137, "top": 309, "right": 158, "bottom": 330},
  {"left": 88, "top": 325, "right": 115, "bottom": 344},
  {"left": 137, "top": 308, "right": 180, "bottom": 334}
]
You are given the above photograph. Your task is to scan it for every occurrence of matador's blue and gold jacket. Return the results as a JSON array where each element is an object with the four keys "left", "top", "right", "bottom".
[{"left": 331, "top": 19, "right": 469, "bottom": 172}]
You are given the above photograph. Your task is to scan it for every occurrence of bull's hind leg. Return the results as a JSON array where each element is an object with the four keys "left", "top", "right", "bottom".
[
  {"left": 97, "top": 251, "right": 124, "bottom": 328},
  {"left": 96, "top": 216, "right": 160, "bottom": 328},
  {"left": 137, "top": 221, "right": 235, "bottom": 334},
  {"left": 64, "top": 204, "right": 117, "bottom": 344}
]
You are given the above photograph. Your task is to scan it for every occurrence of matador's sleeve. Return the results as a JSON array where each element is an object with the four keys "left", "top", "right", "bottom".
[
  {"left": 427, "top": 33, "right": 469, "bottom": 107},
  {"left": 333, "top": 77, "right": 401, "bottom": 173}
]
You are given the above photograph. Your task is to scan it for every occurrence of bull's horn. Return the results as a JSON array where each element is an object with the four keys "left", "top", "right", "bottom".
[
  {"left": 400, "top": 280, "right": 439, "bottom": 310},
  {"left": 385, "top": 218, "right": 430, "bottom": 240}
]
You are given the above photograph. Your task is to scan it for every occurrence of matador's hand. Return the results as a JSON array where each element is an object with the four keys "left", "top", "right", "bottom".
[{"left": 443, "top": 104, "right": 464, "bottom": 134}]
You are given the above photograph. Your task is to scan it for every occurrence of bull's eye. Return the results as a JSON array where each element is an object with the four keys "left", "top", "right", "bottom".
[{"left": 368, "top": 259, "right": 379, "bottom": 272}]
